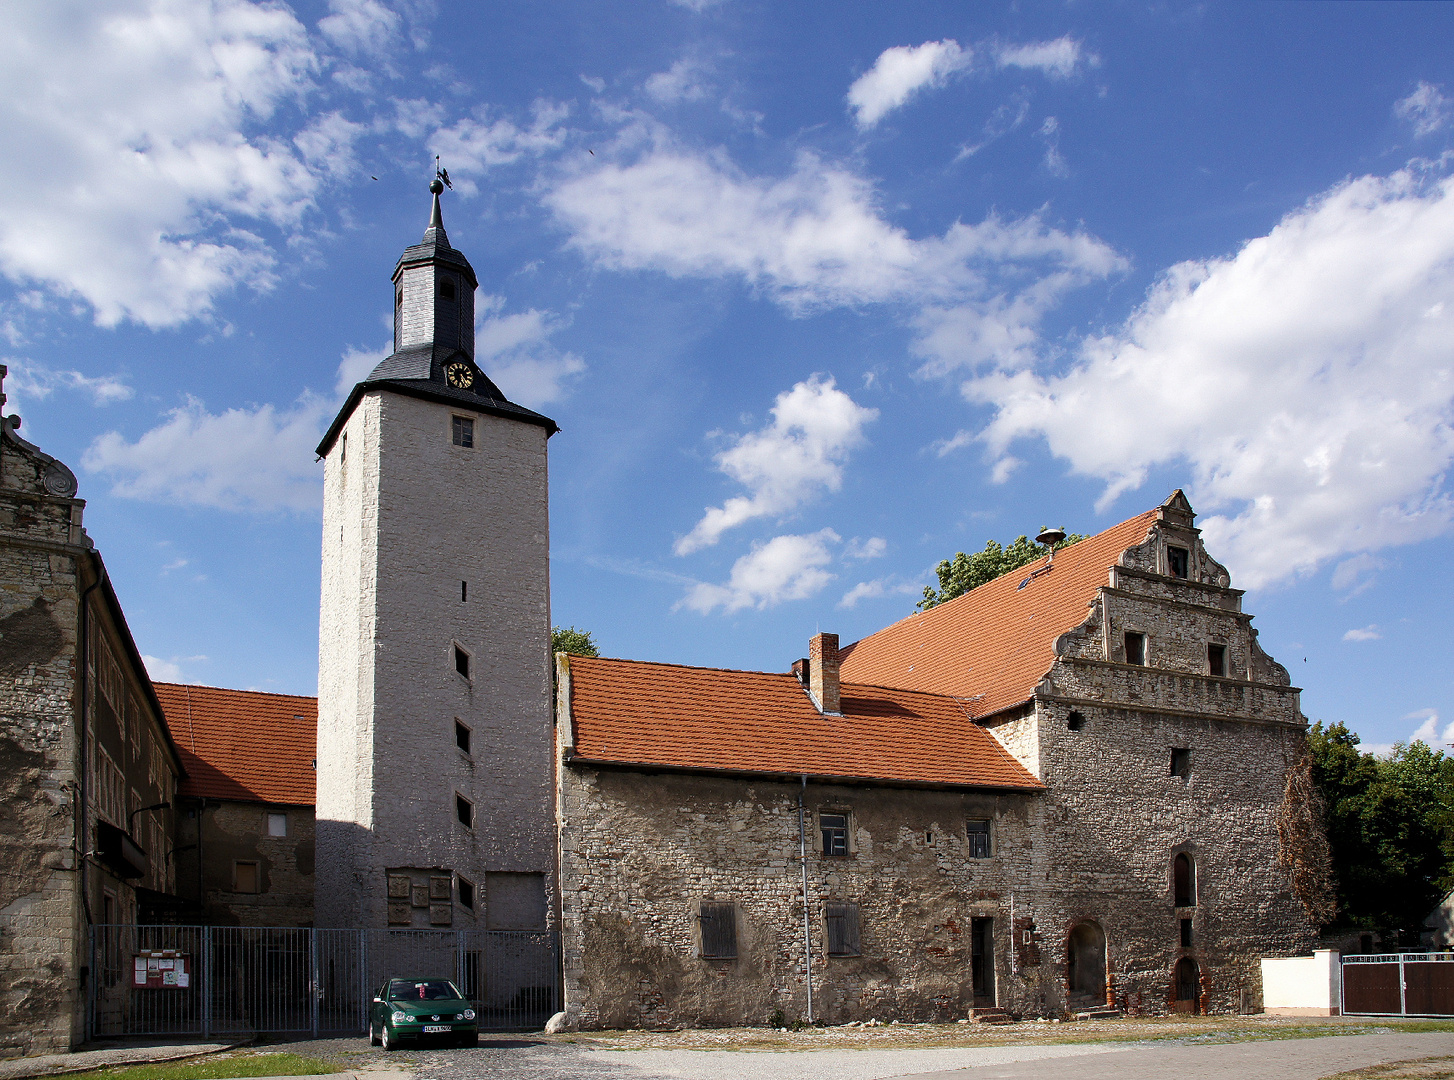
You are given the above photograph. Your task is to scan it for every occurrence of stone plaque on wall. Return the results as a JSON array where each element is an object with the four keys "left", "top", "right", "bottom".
[
  {"left": 410, "top": 884, "right": 429, "bottom": 908},
  {"left": 430, "top": 875, "right": 452, "bottom": 901},
  {"left": 387, "top": 902, "right": 411, "bottom": 925},
  {"left": 429, "top": 903, "right": 453, "bottom": 926}
]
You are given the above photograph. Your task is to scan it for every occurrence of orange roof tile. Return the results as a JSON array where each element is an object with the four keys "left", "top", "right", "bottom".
[
  {"left": 838, "top": 508, "right": 1159, "bottom": 716},
  {"left": 564, "top": 655, "right": 1041, "bottom": 790},
  {"left": 153, "top": 683, "right": 316, "bottom": 805}
]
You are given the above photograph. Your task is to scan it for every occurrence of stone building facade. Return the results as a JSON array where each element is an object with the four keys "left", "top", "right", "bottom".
[
  {"left": 312, "top": 182, "right": 558, "bottom": 936},
  {"left": 553, "top": 494, "right": 1320, "bottom": 1026},
  {"left": 0, "top": 368, "right": 184, "bottom": 1056}
]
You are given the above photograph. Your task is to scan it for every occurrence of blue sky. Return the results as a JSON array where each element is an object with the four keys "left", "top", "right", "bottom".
[{"left": 3, "top": 1, "right": 1452, "bottom": 753}]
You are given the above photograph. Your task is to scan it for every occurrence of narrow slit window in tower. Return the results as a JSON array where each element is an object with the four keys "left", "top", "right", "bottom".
[
  {"left": 454, "top": 645, "right": 470, "bottom": 680},
  {"left": 456, "top": 793, "right": 473, "bottom": 828},
  {"left": 455, "top": 719, "right": 471, "bottom": 755}
]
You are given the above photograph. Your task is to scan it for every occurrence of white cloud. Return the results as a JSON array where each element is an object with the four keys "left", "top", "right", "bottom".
[
  {"left": 428, "top": 101, "right": 570, "bottom": 192},
  {"left": 646, "top": 58, "right": 713, "bottom": 104},
  {"left": 1331, "top": 552, "right": 1386, "bottom": 596},
  {"left": 847, "top": 40, "right": 971, "bottom": 129},
  {"left": 1408, "top": 708, "right": 1454, "bottom": 747},
  {"left": 1342, "top": 625, "right": 1381, "bottom": 642},
  {"left": 1395, "top": 82, "right": 1451, "bottom": 138},
  {"left": 0, "top": 0, "right": 333, "bottom": 328},
  {"left": 668, "top": 0, "right": 725, "bottom": 11},
  {"left": 318, "top": 0, "right": 403, "bottom": 59},
  {"left": 4, "top": 360, "right": 133, "bottom": 408},
  {"left": 294, "top": 111, "right": 367, "bottom": 180},
  {"left": 335, "top": 343, "right": 388, "bottom": 396},
  {"left": 547, "top": 135, "right": 1124, "bottom": 371},
  {"left": 675, "top": 376, "right": 877, "bottom": 554},
  {"left": 142, "top": 655, "right": 185, "bottom": 682},
  {"left": 843, "top": 536, "right": 887, "bottom": 561},
  {"left": 679, "top": 529, "right": 839, "bottom": 613},
  {"left": 475, "top": 297, "right": 585, "bottom": 409},
  {"left": 82, "top": 394, "right": 329, "bottom": 512},
  {"left": 838, "top": 576, "right": 919, "bottom": 609},
  {"left": 995, "top": 37, "right": 1087, "bottom": 79},
  {"left": 969, "top": 166, "right": 1454, "bottom": 589}
]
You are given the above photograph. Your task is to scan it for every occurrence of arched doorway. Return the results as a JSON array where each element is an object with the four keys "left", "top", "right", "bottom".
[
  {"left": 1173, "top": 957, "right": 1201, "bottom": 1013},
  {"left": 1066, "top": 921, "right": 1107, "bottom": 1005}
]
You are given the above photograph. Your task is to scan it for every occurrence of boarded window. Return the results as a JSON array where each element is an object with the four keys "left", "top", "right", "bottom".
[
  {"left": 1171, "top": 748, "right": 1192, "bottom": 779},
  {"left": 454, "top": 645, "right": 470, "bottom": 679},
  {"left": 452, "top": 416, "right": 474, "bottom": 448},
  {"left": 825, "top": 902, "right": 861, "bottom": 957},
  {"left": 234, "top": 861, "right": 259, "bottom": 894},
  {"left": 966, "top": 819, "right": 991, "bottom": 859},
  {"left": 456, "top": 793, "right": 473, "bottom": 827},
  {"left": 1174, "top": 852, "right": 1196, "bottom": 906},
  {"left": 1125, "top": 631, "right": 1147, "bottom": 666},
  {"left": 820, "top": 812, "right": 849, "bottom": 856},
  {"left": 698, "top": 902, "right": 737, "bottom": 959},
  {"left": 1167, "top": 545, "right": 1189, "bottom": 578},
  {"left": 1207, "top": 643, "right": 1226, "bottom": 677},
  {"left": 455, "top": 719, "right": 471, "bottom": 754}
]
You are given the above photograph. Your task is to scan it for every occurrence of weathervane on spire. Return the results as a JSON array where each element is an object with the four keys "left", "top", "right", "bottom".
[
  {"left": 435, "top": 155, "right": 452, "bottom": 190},
  {"left": 426, "top": 156, "right": 452, "bottom": 237}
]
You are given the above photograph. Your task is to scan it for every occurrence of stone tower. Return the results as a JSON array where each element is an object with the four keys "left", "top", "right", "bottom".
[{"left": 314, "top": 181, "right": 559, "bottom": 932}]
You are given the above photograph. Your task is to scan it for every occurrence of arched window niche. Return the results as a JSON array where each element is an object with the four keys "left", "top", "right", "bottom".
[{"left": 1173, "top": 851, "right": 1196, "bottom": 907}]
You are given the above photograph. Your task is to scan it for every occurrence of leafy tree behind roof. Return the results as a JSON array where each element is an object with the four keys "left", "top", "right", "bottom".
[
  {"left": 918, "top": 530, "right": 1088, "bottom": 611},
  {"left": 552, "top": 625, "right": 599, "bottom": 657}
]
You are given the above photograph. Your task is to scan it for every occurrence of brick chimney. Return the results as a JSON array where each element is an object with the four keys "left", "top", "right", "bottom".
[{"left": 808, "top": 632, "right": 840, "bottom": 715}]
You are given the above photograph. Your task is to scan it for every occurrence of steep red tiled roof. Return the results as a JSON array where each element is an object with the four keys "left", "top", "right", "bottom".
[
  {"left": 838, "top": 509, "right": 1159, "bottom": 716},
  {"left": 564, "top": 655, "right": 1041, "bottom": 790},
  {"left": 153, "top": 683, "right": 316, "bottom": 805}
]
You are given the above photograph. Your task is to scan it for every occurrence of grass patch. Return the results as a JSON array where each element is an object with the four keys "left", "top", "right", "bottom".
[
  {"left": 60, "top": 1052, "right": 341, "bottom": 1080},
  {"left": 1324, "top": 1055, "right": 1454, "bottom": 1080}
]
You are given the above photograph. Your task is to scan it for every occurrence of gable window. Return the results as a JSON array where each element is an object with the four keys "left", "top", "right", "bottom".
[
  {"left": 1171, "top": 748, "right": 1192, "bottom": 779},
  {"left": 820, "top": 812, "right": 849, "bottom": 856},
  {"left": 452, "top": 416, "right": 474, "bottom": 448},
  {"left": 825, "top": 902, "right": 861, "bottom": 957},
  {"left": 1124, "top": 631, "right": 1147, "bottom": 666},
  {"left": 456, "top": 793, "right": 474, "bottom": 828},
  {"left": 1173, "top": 852, "right": 1196, "bottom": 906},
  {"left": 698, "top": 901, "right": 738, "bottom": 959},
  {"left": 1207, "top": 643, "right": 1226, "bottom": 678},
  {"left": 966, "top": 819, "right": 992, "bottom": 859},
  {"left": 233, "top": 861, "right": 259, "bottom": 894},
  {"left": 454, "top": 644, "right": 471, "bottom": 680},
  {"left": 267, "top": 812, "right": 287, "bottom": 837},
  {"left": 1168, "top": 545, "right": 1190, "bottom": 579},
  {"left": 458, "top": 875, "right": 475, "bottom": 911},
  {"left": 455, "top": 719, "right": 471, "bottom": 754}
]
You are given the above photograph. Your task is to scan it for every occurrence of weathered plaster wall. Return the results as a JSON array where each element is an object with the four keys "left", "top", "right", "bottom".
[{"left": 175, "top": 801, "right": 315, "bottom": 927}]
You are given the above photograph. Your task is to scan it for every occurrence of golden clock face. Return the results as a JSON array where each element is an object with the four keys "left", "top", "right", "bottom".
[{"left": 445, "top": 361, "right": 474, "bottom": 389}]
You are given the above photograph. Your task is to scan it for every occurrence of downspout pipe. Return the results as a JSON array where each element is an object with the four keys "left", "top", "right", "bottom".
[
  {"left": 77, "top": 559, "right": 103, "bottom": 930},
  {"left": 798, "top": 774, "right": 813, "bottom": 1025}
]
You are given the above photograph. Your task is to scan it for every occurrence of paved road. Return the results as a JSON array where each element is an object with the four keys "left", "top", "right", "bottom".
[{"left": 293, "top": 1032, "right": 1454, "bottom": 1080}]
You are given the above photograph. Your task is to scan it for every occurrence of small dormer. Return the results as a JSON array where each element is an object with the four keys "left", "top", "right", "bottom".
[
  {"left": 392, "top": 178, "right": 479, "bottom": 359},
  {"left": 1156, "top": 489, "right": 1200, "bottom": 581}
]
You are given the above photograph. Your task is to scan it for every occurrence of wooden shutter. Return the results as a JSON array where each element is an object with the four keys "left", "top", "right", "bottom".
[
  {"left": 825, "top": 902, "right": 860, "bottom": 957},
  {"left": 699, "top": 902, "right": 737, "bottom": 959}
]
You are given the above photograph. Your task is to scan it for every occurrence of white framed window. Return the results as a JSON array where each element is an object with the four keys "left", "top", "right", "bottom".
[{"left": 267, "top": 812, "right": 287, "bottom": 837}]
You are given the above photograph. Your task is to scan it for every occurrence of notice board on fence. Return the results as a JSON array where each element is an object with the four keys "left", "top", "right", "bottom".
[{"left": 132, "top": 951, "right": 191, "bottom": 989}]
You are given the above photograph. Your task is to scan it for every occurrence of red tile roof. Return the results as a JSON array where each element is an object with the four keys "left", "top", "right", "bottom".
[
  {"left": 153, "top": 683, "right": 316, "bottom": 805},
  {"left": 838, "top": 508, "right": 1159, "bottom": 717},
  {"left": 563, "top": 655, "right": 1042, "bottom": 790}
]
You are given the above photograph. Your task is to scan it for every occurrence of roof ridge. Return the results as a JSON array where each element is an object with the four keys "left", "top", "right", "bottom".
[{"left": 154, "top": 681, "right": 318, "bottom": 702}]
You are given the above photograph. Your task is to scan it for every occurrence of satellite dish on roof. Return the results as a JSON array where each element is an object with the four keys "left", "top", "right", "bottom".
[{"left": 1035, "top": 527, "right": 1067, "bottom": 568}]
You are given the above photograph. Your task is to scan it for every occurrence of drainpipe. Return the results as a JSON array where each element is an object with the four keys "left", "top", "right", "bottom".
[
  {"left": 77, "top": 560, "right": 103, "bottom": 930},
  {"left": 798, "top": 774, "right": 813, "bottom": 1025}
]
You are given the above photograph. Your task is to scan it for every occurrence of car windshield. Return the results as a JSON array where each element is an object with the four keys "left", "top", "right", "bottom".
[{"left": 387, "top": 979, "right": 462, "bottom": 1001}]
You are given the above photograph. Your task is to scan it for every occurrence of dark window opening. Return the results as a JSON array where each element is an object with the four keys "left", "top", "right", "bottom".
[
  {"left": 1171, "top": 748, "right": 1192, "bottom": 779},
  {"left": 925, "top": 831, "right": 934, "bottom": 846},
  {"left": 458, "top": 876, "right": 475, "bottom": 911},
  {"left": 452, "top": 416, "right": 474, "bottom": 448},
  {"left": 456, "top": 794, "right": 473, "bottom": 828},
  {"left": 825, "top": 902, "right": 861, "bottom": 957},
  {"left": 967, "top": 819, "right": 991, "bottom": 859},
  {"left": 971, "top": 916, "right": 995, "bottom": 1003},
  {"left": 820, "top": 812, "right": 848, "bottom": 856},
  {"left": 455, "top": 720, "right": 471, "bottom": 754},
  {"left": 1208, "top": 643, "right": 1226, "bottom": 677},
  {"left": 1125, "top": 631, "right": 1147, "bottom": 666},
  {"left": 1173, "top": 852, "right": 1196, "bottom": 906},
  {"left": 460, "top": 580, "right": 468, "bottom": 602},
  {"left": 1066, "top": 710, "right": 1085, "bottom": 731},
  {"left": 454, "top": 645, "right": 470, "bottom": 679},
  {"left": 440, "top": 278, "right": 456, "bottom": 300},
  {"left": 1168, "top": 545, "right": 1189, "bottom": 578},
  {"left": 1180, "top": 917, "right": 1193, "bottom": 947},
  {"left": 699, "top": 901, "right": 737, "bottom": 959}
]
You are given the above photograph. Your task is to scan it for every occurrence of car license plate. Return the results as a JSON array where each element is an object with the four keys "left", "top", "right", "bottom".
[{"left": 422, "top": 1025, "right": 450, "bottom": 1033}]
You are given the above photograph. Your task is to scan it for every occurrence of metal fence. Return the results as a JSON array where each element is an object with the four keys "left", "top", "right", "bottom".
[
  {"left": 1342, "top": 952, "right": 1454, "bottom": 1017},
  {"left": 89, "top": 925, "right": 559, "bottom": 1039}
]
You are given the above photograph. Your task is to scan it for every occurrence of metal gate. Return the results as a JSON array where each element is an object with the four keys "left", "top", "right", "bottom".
[
  {"left": 89, "top": 925, "right": 559, "bottom": 1038},
  {"left": 1342, "top": 953, "right": 1454, "bottom": 1017}
]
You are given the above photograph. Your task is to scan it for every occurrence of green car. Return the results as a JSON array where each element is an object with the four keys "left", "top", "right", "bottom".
[{"left": 369, "top": 978, "right": 478, "bottom": 1049}]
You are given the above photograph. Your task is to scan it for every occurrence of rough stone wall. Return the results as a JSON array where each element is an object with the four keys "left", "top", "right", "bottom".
[
  {"left": 175, "top": 801, "right": 315, "bottom": 927},
  {"left": 317, "top": 390, "right": 556, "bottom": 931}
]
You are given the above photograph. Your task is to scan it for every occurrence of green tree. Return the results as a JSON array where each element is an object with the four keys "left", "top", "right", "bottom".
[
  {"left": 918, "top": 529, "right": 1088, "bottom": 610},
  {"left": 1307, "top": 721, "right": 1454, "bottom": 935},
  {"left": 552, "top": 625, "right": 599, "bottom": 657}
]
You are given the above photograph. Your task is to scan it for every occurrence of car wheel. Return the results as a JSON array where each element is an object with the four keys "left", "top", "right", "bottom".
[
  {"left": 381, "top": 1023, "right": 396, "bottom": 1051},
  {"left": 369, "top": 1021, "right": 380, "bottom": 1046}
]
